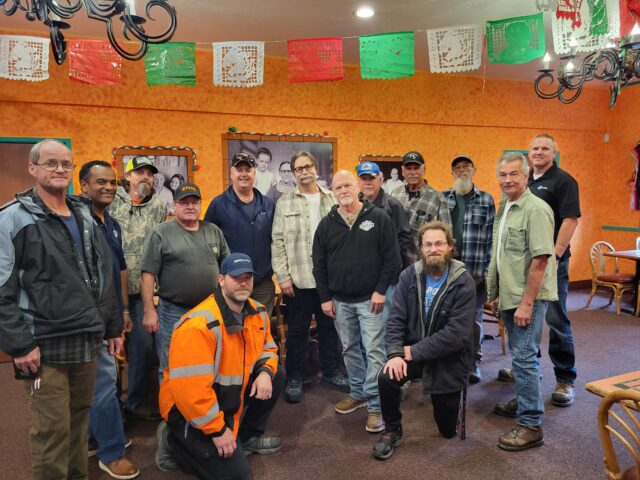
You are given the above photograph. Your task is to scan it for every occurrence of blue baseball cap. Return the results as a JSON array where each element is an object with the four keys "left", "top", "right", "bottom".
[
  {"left": 220, "top": 253, "right": 255, "bottom": 276},
  {"left": 356, "top": 161, "right": 381, "bottom": 177}
]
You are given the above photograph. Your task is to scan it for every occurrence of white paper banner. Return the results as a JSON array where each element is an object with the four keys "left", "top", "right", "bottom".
[
  {"left": 552, "top": 0, "right": 620, "bottom": 54},
  {"left": 427, "top": 24, "right": 484, "bottom": 73},
  {"left": 213, "top": 41, "right": 264, "bottom": 87},
  {"left": 0, "top": 35, "right": 50, "bottom": 81}
]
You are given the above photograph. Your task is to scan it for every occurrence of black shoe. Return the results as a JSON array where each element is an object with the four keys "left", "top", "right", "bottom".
[
  {"left": 372, "top": 429, "right": 404, "bottom": 460},
  {"left": 493, "top": 398, "right": 518, "bottom": 418},
  {"left": 125, "top": 404, "right": 161, "bottom": 421},
  {"left": 497, "top": 368, "right": 515, "bottom": 382},
  {"left": 242, "top": 435, "right": 282, "bottom": 456},
  {"left": 284, "top": 378, "right": 303, "bottom": 404},
  {"left": 469, "top": 364, "right": 481, "bottom": 385},
  {"left": 321, "top": 372, "right": 350, "bottom": 393}
]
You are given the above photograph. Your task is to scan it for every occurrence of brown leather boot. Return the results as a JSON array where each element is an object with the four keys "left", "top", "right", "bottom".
[{"left": 498, "top": 424, "right": 543, "bottom": 452}]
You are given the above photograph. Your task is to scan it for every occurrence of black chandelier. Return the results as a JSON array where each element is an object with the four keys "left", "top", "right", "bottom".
[
  {"left": 0, "top": 0, "right": 177, "bottom": 65},
  {"left": 534, "top": 32, "right": 640, "bottom": 108}
]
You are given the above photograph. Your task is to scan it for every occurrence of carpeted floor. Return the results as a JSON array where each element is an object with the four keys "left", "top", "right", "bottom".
[{"left": 1, "top": 290, "right": 638, "bottom": 480}]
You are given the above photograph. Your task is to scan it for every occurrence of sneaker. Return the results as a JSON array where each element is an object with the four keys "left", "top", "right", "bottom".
[
  {"left": 493, "top": 398, "right": 518, "bottom": 418},
  {"left": 497, "top": 368, "right": 515, "bottom": 382},
  {"left": 366, "top": 412, "right": 385, "bottom": 433},
  {"left": 125, "top": 404, "right": 161, "bottom": 421},
  {"left": 321, "top": 372, "right": 350, "bottom": 393},
  {"left": 469, "top": 364, "right": 482, "bottom": 385},
  {"left": 155, "top": 422, "right": 178, "bottom": 472},
  {"left": 551, "top": 382, "right": 575, "bottom": 407},
  {"left": 98, "top": 457, "right": 140, "bottom": 480},
  {"left": 284, "top": 378, "right": 303, "bottom": 404},
  {"left": 372, "top": 429, "right": 404, "bottom": 460},
  {"left": 242, "top": 435, "right": 283, "bottom": 456},
  {"left": 498, "top": 424, "right": 544, "bottom": 452},
  {"left": 335, "top": 395, "right": 368, "bottom": 414},
  {"left": 89, "top": 438, "right": 132, "bottom": 458}
]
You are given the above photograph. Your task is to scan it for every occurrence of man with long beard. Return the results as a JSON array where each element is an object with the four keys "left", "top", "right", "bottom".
[
  {"left": 442, "top": 155, "right": 495, "bottom": 384},
  {"left": 372, "top": 221, "right": 475, "bottom": 460}
]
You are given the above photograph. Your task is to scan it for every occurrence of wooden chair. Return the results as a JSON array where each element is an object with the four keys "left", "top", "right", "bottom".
[
  {"left": 586, "top": 241, "right": 635, "bottom": 316},
  {"left": 597, "top": 389, "right": 640, "bottom": 480},
  {"left": 271, "top": 288, "right": 286, "bottom": 365},
  {"left": 483, "top": 302, "right": 507, "bottom": 355}
]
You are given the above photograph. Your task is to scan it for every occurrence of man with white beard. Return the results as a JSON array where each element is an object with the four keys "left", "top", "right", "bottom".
[{"left": 442, "top": 155, "right": 495, "bottom": 384}]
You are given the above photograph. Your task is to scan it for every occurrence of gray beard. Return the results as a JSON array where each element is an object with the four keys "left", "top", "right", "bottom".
[
  {"left": 453, "top": 176, "right": 473, "bottom": 195},
  {"left": 137, "top": 183, "right": 152, "bottom": 198}
]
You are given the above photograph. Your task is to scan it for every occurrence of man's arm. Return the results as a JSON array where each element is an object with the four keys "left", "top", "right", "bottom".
[
  {"left": 437, "top": 194, "right": 453, "bottom": 225},
  {"left": 312, "top": 222, "right": 334, "bottom": 318},
  {"left": 483, "top": 196, "right": 496, "bottom": 276},
  {"left": 514, "top": 255, "right": 549, "bottom": 327},
  {"left": 270, "top": 200, "right": 294, "bottom": 296},
  {"left": 374, "top": 212, "right": 402, "bottom": 296},
  {"left": 385, "top": 269, "right": 411, "bottom": 359},
  {"left": 140, "top": 272, "right": 159, "bottom": 333},
  {"left": 555, "top": 217, "right": 579, "bottom": 258},
  {"left": 390, "top": 199, "right": 413, "bottom": 269}
]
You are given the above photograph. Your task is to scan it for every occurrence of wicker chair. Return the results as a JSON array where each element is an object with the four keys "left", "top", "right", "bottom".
[
  {"left": 586, "top": 241, "right": 636, "bottom": 316},
  {"left": 597, "top": 389, "right": 640, "bottom": 480}
]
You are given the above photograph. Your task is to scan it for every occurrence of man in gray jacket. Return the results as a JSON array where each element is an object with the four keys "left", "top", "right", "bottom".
[{"left": 372, "top": 220, "right": 475, "bottom": 460}]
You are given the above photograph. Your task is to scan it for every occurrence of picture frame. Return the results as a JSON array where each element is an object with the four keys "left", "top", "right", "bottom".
[{"left": 359, "top": 153, "right": 405, "bottom": 194}]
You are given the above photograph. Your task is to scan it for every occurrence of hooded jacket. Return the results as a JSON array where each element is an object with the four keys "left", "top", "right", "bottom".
[{"left": 386, "top": 259, "right": 476, "bottom": 394}]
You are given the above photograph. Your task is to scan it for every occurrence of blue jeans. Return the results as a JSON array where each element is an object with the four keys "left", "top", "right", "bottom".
[
  {"left": 381, "top": 284, "right": 395, "bottom": 326},
  {"left": 546, "top": 257, "right": 576, "bottom": 384},
  {"left": 502, "top": 301, "right": 547, "bottom": 427},
  {"left": 125, "top": 297, "right": 156, "bottom": 411},
  {"left": 156, "top": 298, "right": 190, "bottom": 384},
  {"left": 334, "top": 299, "right": 386, "bottom": 413},
  {"left": 89, "top": 342, "right": 126, "bottom": 463}
]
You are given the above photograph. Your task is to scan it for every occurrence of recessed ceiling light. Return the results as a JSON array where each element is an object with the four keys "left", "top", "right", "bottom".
[{"left": 355, "top": 6, "right": 375, "bottom": 18}]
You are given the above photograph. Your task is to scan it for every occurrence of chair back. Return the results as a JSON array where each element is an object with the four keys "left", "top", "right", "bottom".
[
  {"left": 590, "top": 241, "right": 620, "bottom": 278},
  {"left": 597, "top": 389, "right": 640, "bottom": 480},
  {"left": 636, "top": 237, "right": 640, "bottom": 251}
]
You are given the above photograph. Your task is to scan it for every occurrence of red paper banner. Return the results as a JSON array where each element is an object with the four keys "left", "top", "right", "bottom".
[
  {"left": 287, "top": 37, "right": 343, "bottom": 83},
  {"left": 69, "top": 39, "right": 121, "bottom": 85},
  {"left": 556, "top": 0, "right": 584, "bottom": 28},
  {"left": 621, "top": 0, "right": 640, "bottom": 36}
]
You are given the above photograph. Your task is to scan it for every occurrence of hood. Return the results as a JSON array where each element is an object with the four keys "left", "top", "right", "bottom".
[
  {"left": 413, "top": 257, "right": 468, "bottom": 289},
  {"left": 115, "top": 185, "right": 154, "bottom": 207}
]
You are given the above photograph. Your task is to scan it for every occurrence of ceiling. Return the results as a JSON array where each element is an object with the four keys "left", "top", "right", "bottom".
[{"left": 0, "top": 0, "right": 564, "bottom": 82}]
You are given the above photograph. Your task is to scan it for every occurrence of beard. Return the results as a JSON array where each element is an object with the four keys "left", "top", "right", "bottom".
[
  {"left": 421, "top": 251, "right": 453, "bottom": 277},
  {"left": 453, "top": 175, "right": 473, "bottom": 195},
  {"left": 338, "top": 196, "right": 354, "bottom": 206},
  {"left": 136, "top": 182, "right": 152, "bottom": 198}
]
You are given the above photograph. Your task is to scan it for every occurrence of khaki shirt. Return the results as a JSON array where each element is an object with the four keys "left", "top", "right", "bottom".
[{"left": 486, "top": 189, "right": 558, "bottom": 310}]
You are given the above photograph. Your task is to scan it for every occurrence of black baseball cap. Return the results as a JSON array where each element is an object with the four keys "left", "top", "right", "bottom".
[
  {"left": 125, "top": 156, "right": 158, "bottom": 174},
  {"left": 231, "top": 152, "right": 256, "bottom": 168},
  {"left": 402, "top": 151, "right": 424, "bottom": 166},
  {"left": 451, "top": 155, "right": 475, "bottom": 168},
  {"left": 173, "top": 183, "right": 202, "bottom": 201}
]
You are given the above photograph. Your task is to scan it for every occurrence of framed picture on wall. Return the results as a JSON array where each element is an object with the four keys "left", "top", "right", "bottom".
[
  {"left": 221, "top": 133, "right": 337, "bottom": 201},
  {"left": 112, "top": 146, "right": 196, "bottom": 215},
  {"left": 359, "top": 154, "right": 405, "bottom": 194}
]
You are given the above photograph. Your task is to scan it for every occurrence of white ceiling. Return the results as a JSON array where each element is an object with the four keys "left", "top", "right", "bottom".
[{"left": 0, "top": 0, "right": 563, "bottom": 81}]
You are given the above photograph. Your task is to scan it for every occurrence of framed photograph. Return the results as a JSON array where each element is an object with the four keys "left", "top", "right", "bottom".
[
  {"left": 359, "top": 154, "right": 405, "bottom": 194},
  {"left": 221, "top": 133, "right": 337, "bottom": 197},
  {"left": 113, "top": 146, "right": 196, "bottom": 215}
]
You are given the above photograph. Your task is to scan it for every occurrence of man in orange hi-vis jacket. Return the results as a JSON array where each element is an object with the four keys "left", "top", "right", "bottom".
[{"left": 156, "top": 253, "right": 284, "bottom": 480}]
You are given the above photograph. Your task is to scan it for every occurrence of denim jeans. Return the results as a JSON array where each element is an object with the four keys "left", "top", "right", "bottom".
[
  {"left": 89, "top": 342, "right": 126, "bottom": 464},
  {"left": 125, "top": 297, "right": 156, "bottom": 411},
  {"left": 334, "top": 299, "right": 386, "bottom": 413},
  {"left": 502, "top": 301, "right": 547, "bottom": 427},
  {"left": 545, "top": 257, "right": 577, "bottom": 384},
  {"left": 381, "top": 284, "right": 395, "bottom": 327},
  {"left": 156, "top": 298, "right": 190, "bottom": 384}
]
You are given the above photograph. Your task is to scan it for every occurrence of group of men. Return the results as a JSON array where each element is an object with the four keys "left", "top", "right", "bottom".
[{"left": 0, "top": 131, "right": 580, "bottom": 480}]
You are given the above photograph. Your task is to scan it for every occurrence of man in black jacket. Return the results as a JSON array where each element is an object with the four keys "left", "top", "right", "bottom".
[
  {"left": 372, "top": 221, "right": 475, "bottom": 460},
  {"left": 313, "top": 170, "right": 401, "bottom": 434},
  {"left": 0, "top": 139, "right": 122, "bottom": 479}
]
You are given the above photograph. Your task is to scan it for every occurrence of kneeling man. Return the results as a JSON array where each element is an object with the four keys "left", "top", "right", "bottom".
[{"left": 373, "top": 221, "right": 475, "bottom": 460}]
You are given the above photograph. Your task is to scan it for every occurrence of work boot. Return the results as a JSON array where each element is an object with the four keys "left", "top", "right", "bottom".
[
  {"left": 493, "top": 398, "right": 518, "bottom": 418},
  {"left": 284, "top": 378, "right": 303, "bottom": 404},
  {"left": 321, "top": 372, "right": 350, "bottom": 393},
  {"left": 242, "top": 435, "right": 282, "bottom": 456},
  {"left": 498, "top": 425, "right": 543, "bottom": 452},
  {"left": 335, "top": 395, "right": 367, "bottom": 414},
  {"left": 365, "top": 412, "right": 385, "bottom": 433},
  {"left": 497, "top": 368, "right": 515, "bottom": 382},
  {"left": 552, "top": 382, "right": 575, "bottom": 407},
  {"left": 372, "top": 428, "right": 404, "bottom": 460}
]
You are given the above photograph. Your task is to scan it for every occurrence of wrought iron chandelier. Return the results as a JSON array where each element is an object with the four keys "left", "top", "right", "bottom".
[
  {"left": 0, "top": 0, "right": 177, "bottom": 65},
  {"left": 534, "top": 28, "right": 640, "bottom": 107}
]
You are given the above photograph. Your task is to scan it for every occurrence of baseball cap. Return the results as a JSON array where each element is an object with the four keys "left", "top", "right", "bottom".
[
  {"left": 402, "top": 151, "right": 424, "bottom": 166},
  {"left": 231, "top": 152, "right": 256, "bottom": 168},
  {"left": 173, "top": 182, "right": 202, "bottom": 202},
  {"left": 451, "top": 155, "right": 475, "bottom": 168},
  {"left": 356, "top": 161, "right": 381, "bottom": 177},
  {"left": 221, "top": 253, "right": 256, "bottom": 276},
  {"left": 125, "top": 156, "right": 158, "bottom": 174}
]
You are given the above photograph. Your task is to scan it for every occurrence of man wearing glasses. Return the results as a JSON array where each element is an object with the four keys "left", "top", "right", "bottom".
[
  {"left": 0, "top": 139, "right": 122, "bottom": 478},
  {"left": 266, "top": 160, "right": 297, "bottom": 203},
  {"left": 271, "top": 151, "right": 348, "bottom": 404}
]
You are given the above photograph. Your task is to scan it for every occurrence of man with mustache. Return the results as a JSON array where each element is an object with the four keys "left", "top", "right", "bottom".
[
  {"left": 442, "top": 155, "right": 495, "bottom": 384},
  {"left": 372, "top": 221, "right": 475, "bottom": 460},
  {"left": 155, "top": 253, "right": 284, "bottom": 479},
  {"left": 110, "top": 156, "right": 167, "bottom": 421},
  {"left": 139, "top": 183, "right": 229, "bottom": 388},
  {"left": 390, "top": 151, "right": 452, "bottom": 262}
]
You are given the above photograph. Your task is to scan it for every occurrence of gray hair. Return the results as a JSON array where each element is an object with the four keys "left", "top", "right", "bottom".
[
  {"left": 29, "top": 139, "right": 70, "bottom": 164},
  {"left": 496, "top": 151, "right": 530, "bottom": 176}
]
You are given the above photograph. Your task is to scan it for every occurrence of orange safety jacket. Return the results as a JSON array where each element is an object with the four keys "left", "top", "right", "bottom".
[{"left": 159, "top": 287, "right": 278, "bottom": 438}]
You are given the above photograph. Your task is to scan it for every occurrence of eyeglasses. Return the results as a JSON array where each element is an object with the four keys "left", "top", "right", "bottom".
[
  {"left": 421, "top": 241, "right": 448, "bottom": 249},
  {"left": 293, "top": 163, "right": 315, "bottom": 174},
  {"left": 280, "top": 169, "right": 292, "bottom": 173},
  {"left": 36, "top": 161, "right": 75, "bottom": 171}
]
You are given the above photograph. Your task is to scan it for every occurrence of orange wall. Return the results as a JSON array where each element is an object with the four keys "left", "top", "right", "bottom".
[{"left": 2, "top": 32, "right": 637, "bottom": 281}]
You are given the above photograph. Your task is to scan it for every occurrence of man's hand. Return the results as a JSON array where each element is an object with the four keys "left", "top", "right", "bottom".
[
  {"left": 250, "top": 371, "right": 273, "bottom": 400},
  {"left": 123, "top": 310, "right": 133, "bottom": 333},
  {"left": 280, "top": 279, "right": 295, "bottom": 298},
  {"left": 383, "top": 356, "right": 407, "bottom": 381},
  {"left": 321, "top": 300, "right": 335, "bottom": 319},
  {"left": 212, "top": 429, "right": 237, "bottom": 459},
  {"left": 490, "top": 297, "right": 500, "bottom": 316},
  {"left": 514, "top": 303, "right": 533, "bottom": 327},
  {"left": 14, "top": 347, "right": 41, "bottom": 374},
  {"left": 143, "top": 308, "right": 159, "bottom": 333},
  {"left": 107, "top": 337, "right": 123, "bottom": 356},
  {"left": 403, "top": 345, "right": 413, "bottom": 362},
  {"left": 370, "top": 291, "right": 385, "bottom": 314}
]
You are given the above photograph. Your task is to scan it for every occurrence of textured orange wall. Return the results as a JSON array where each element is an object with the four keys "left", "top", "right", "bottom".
[{"left": 1, "top": 32, "right": 631, "bottom": 281}]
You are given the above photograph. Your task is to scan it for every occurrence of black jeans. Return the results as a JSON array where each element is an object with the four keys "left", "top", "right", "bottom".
[
  {"left": 284, "top": 286, "right": 341, "bottom": 380},
  {"left": 379, "top": 360, "right": 461, "bottom": 438},
  {"left": 167, "top": 365, "right": 286, "bottom": 480}
]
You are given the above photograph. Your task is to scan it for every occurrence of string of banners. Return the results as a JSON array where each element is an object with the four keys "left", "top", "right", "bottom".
[{"left": 0, "top": 0, "right": 636, "bottom": 84}]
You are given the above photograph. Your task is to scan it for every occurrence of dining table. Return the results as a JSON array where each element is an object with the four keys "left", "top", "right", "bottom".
[{"left": 603, "top": 249, "right": 640, "bottom": 316}]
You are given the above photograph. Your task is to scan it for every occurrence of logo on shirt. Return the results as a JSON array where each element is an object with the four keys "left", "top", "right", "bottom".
[
  {"left": 359, "top": 220, "right": 375, "bottom": 232},
  {"left": 536, "top": 186, "right": 549, "bottom": 191},
  {"left": 112, "top": 229, "right": 119, "bottom": 239}
]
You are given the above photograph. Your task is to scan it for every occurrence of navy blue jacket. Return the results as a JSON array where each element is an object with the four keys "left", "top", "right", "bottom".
[{"left": 204, "top": 186, "right": 275, "bottom": 283}]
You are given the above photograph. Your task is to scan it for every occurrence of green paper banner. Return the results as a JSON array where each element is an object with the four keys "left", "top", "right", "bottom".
[
  {"left": 588, "top": 0, "right": 609, "bottom": 36},
  {"left": 359, "top": 32, "right": 414, "bottom": 79},
  {"left": 486, "top": 13, "right": 545, "bottom": 64},
  {"left": 144, "top": 42, "right": 196, "bottom": 86}
]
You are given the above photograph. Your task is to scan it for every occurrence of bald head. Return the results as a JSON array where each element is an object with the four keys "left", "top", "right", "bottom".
[
  {"left": 332, "top": 170, "right": 360, "bottom": 208},
  {"left": 29, "top": 139, "right": 71, "bottom": 165}
]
